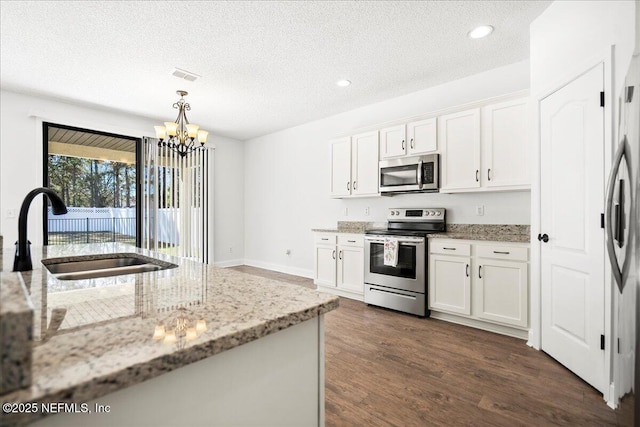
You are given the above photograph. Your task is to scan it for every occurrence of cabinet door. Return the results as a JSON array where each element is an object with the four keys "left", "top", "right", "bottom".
[
  {"left": 439, "top": 108, "right": 481, "bottom": 190},
  {"left": 475, "top": 258, "right": 528, "bottom": 328},
  {"left": 337, "top": 246, "right": 364, "bottom": 294},
  {"left": 330, "top": 137, "right": 352, "bottom": 197},
  {"left": 407, "top": 117, "right": 437, "bottom": 155},
  {"left": 379, "top": 124, "right": 406, "bottom": 159},
  {"left": 429, "top": 254, "right": 471, "bottom": 315},
  {"left": 351, "top": 131, "right": 379, "bottom": 196},
  {"left": 482, "top": 98, "right": 530, "bottom": 188},
  {"left": 314, "top": 245, "right": 337, "bottom": 287}
]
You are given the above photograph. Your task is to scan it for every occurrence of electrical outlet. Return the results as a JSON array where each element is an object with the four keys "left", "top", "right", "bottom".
[
  {"left": 475, "top": 205, "right": 484, "bottom": 216},
  {"left": 6, "top": 208, "right": 17, "bottom": 218},
  {"left": 285, "top": 249, "right": 291, "bottom": 256},
  {"left": 364, "top": 207, "right": 370, "bottom": 216}
]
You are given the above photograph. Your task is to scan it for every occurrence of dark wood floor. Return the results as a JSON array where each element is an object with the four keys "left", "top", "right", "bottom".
[{"left": 230, "top": 265, "right": 632, "bottom": 426}]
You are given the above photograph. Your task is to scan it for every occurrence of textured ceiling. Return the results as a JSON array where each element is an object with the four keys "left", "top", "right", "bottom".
[{"left": 0, "top": 1, "right": 551, "bottom": 141}]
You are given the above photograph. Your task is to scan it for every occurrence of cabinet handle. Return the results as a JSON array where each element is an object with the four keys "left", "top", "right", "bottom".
[
  {"left": 488, "top": 168, "right": 491, "bottom": 181},
  {"left": 476, "top": 170, "right": 479, "bottom": 182},
  {"left": 466, "top": 264, "right": 469, "bottom": 277},
  {"left": 347, "top": 181, "right": 350, "bottom": 191},
  {"left": 339, "top": 250, "right": 343, "bottom": 260},
  {"left": 493, "top": 251, "right": 510, "bottom": 255},
  {"left": 321, "top": 238, "right": 329, "bottom": 241},
  {"left": 479, "top": 265, "right": 482, "bottom": 279},
  {"left": 402, "top": 140, "right": 405, "bottom": 150},
  {"left": 353, "top": 181, "right": 357, "bottom": 190},
  {"left": 332, "top": 250, "right": 336, "bottom": 259},
  {"left": 443, "top": 247, "right": 456, "bottom": 250},
  {"left": 410, "top": 138, "right": 414, "bottom": 149},
  {"left": 347, "top": 240, "right": 356, "bottom": 243}
]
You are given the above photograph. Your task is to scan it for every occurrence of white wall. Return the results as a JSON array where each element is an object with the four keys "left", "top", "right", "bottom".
[
  {"left": 244, "top": 60, "right": 531, "bottom": 277},
  {"left": 0, "top": 90, "right": 244, "bottom": 266}
]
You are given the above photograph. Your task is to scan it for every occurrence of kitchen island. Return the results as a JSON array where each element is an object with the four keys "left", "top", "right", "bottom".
[{"left": 0, "top": 243, "right": 338, "bottom": 427}]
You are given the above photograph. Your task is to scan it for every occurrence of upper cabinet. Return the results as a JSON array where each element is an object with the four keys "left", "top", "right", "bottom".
[
  {"left": 380, "top": 117, "right": 437, "bottom": 159},
  {"left": 440, "top": 97, "right": 530, "bottom": 192},
  {"left": 439, "top": 108, "right": 481, "bottom": 191},
  {"left": 481, "top": 98, "right": 530, "bottom": 189},
  {"left": 330, "top": 131, "right": 379, "bottom": 198}
]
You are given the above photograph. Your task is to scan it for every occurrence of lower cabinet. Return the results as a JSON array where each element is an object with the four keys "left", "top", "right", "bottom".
[
  {"left": 428, "top": 239, "right": 529, "bottom": 338},
  {"left": 314, "top": 233, "right": 364, "bottom": 300}
]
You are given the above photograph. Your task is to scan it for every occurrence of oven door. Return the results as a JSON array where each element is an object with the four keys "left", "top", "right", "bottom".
[{"left": 364, "top": 235, "right": 425, "bottom": 293}]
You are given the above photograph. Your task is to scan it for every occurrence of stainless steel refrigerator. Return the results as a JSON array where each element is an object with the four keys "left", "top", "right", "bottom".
[{"left": 606, "top": 50, "right": 639, "bottom": 425}]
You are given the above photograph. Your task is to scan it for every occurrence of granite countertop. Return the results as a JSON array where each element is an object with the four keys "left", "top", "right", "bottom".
[
  {"left": 428, "top": 224, "right": 530, "bottom": 243},
  {"left": 0, "top": 243, "right": 338, "bottom": 426},
  {"left": 312, "top": 221, "right": 381, "bottom": 234}
]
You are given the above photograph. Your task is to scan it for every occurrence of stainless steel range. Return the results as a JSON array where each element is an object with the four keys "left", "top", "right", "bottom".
[{"left": 364, "top": 208, "right": 446, "bottom": 316}]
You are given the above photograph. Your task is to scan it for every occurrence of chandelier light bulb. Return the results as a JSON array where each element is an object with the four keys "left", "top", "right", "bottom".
[
  {"left": 164, "top": 122, "right": 178, "bottom": 137},
  {"left": 154, "top": 126, "right": 166, "bottom": 140}
]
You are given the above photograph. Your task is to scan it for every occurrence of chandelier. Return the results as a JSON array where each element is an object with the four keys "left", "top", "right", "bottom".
[
  {"left": 154, "top": 90, "right": 209, "bottom": 157},
  {"left": 152, "top": 307, "right": 208, "bottom": 349}
]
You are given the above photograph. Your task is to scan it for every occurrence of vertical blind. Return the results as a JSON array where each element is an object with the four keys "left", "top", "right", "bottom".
[{"left": 142, "top": 137, "right": 214, "bottom": 264}]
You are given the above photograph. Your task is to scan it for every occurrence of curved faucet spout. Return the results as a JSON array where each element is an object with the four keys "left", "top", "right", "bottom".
[{"left": 13, "top": 187, "right": 68, "bottom": 272}]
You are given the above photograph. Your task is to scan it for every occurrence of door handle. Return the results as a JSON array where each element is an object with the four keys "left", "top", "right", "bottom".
[
  {"left": 537, "top": 233, "right": 549, "bottom": 243},
  {"left": 493, "top": 251, "right": 510, "bottom": 255},
  {"left": 339, "top": 250, "right": 343, "bottom": 260},
  {"left": 475, "top": 170, "right": 479, "bottom": 182},
  {"left": 332, "top": 250, "right": 336, "bottom": 260},
  {"left": 353, "top": 181, "right": 357, "bottom": 191},
  {"left": 465, "top": 264, "right": 469, "bottom": 277},
  {"left": 488, "top": 168, "right": 491, "bottom": 181},
  {"left": 347, "top": 181, "right": 350, "bottom": 191},
  {"left": 478, "top": 265, "right": 482, "bottom": 279},
  {"left": 605, "top": 135, "right": 632, "bottom": 292},
  {"left": 410, "top": 138, "right": 414, "bottom": 149},
  {"left": 401, "top": 140, "right": 405, "bottom": 150}
]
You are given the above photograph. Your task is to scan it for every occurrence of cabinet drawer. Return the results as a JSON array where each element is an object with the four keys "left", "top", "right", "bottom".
[
  {"left": 430, "top": 240, "right": 471, "bottom": 256},
  {"left": 476, "top": 245, "right": 528, "bottom": 261},
  {"left": 314, "top": 234, "right": 337, "bottom": 245},
  {"left": 337, "top": 235, "right": 363, "bottom": 247}
]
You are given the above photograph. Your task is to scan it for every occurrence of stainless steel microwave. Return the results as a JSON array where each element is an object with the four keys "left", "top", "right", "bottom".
[{"left": 379, "top": 154, "right": 439, "bottom": 194}]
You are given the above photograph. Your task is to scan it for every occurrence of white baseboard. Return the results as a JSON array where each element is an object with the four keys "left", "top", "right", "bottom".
[
  {"left": 430, "top": 311, "right": 529, "bottom": 340},
  {"left": 242, "top": 259, "right": 314, "bottom": 279},
  {"left": 213, "top": 259, "right": 244, "bottom": 268}
]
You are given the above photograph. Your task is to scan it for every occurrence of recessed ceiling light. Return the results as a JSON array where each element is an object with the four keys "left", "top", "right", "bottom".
[
  {"left": 468, "top": 25, "right": 494, "bottom": 39},
  {"left": 336, "top": 79, "right": 351, "bottom": 87}
]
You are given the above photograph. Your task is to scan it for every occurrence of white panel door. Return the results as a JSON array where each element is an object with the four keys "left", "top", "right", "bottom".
[
  {"left": 379, "top": 124, "right": 406, "bottom": 159},
  {"left": 330, "top": 137, "right": 352, "bottom": 197},
  {"left": 429, "top": 255, "right": 471, "bottom": 315},
  {"left": 482, "top": 98, "right": 530, "bottom": 188},
  {"left": 351, "top": 131, "right": 379, "bottom": 196},
  {"left": 314, "top": 245, "right": 336, "bottom": 287},
  {"left": 475, "top": 259, "right": 528, "bottom": 328},
  {"left": 407, "top": 117, "right": 437, "bottom": 155},
  {"left": 439, "top": 108, "right": 481, "bottom": 190},
  {"left": 540, "top": 64, "right": 605, "bottom": 393},
  {"left": 337, "top": 246, "right": 364, "bottom": 294}
]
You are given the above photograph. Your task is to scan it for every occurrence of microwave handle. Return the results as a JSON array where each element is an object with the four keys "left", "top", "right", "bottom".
[{"left": 417, "top": 160, "right": 423, "bottom": 190}]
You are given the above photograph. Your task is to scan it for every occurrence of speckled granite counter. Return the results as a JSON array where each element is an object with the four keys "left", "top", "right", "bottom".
[
  {"left": 312, "top": 221, "right": 382, "bottom": 234},
  {"left": 429, "top": 224, "right": 530, "bottom": 243},
  {"left": 0, "top": 243, "right": 338, "bottom": 426}
]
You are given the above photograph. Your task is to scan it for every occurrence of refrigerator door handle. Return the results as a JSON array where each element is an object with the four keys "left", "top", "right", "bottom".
[{"left": 605, "top": 136, "right": 633, "bottom": 293}]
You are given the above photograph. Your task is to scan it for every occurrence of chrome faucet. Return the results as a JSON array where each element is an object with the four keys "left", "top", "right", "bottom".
[{"left": 13, "top": 187, "right": 67, "bottom": 271}]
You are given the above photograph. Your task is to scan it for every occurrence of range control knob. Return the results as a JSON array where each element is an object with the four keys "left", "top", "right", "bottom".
[
  {"left": 395, "top": 210, "right": 400, "bottom": 215},
  {"left": 435, "top": 211, "right": 442, "bottom": 216},
  {"left": 390, "top": 211, "right": 395, "bottom": 216}
]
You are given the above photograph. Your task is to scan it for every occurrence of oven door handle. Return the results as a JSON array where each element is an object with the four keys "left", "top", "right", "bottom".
[{"left": 365, "top": 239, "right": 423, "bottom": 246}]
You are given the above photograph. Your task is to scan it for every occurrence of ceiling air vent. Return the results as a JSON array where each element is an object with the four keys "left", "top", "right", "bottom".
[{"left": 172, "top": 67, "right": 201, "bottom": 82}]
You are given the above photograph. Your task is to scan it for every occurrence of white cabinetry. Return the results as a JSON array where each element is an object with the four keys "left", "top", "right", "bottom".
[
  {"left": 439, "top": 108, "right": 481, "bottom": 191},
  {"left": 481, "top": 98, "right": 530, "bottom": 188},
  {"left": 380, "top": 118, "right": 437, "bottom": 159},
  {"left": 429, "top": 239, "right": 529, "bottom": 338},
  {"left": 314, "top": 234, "right": 337, "bottom": 287},
  {"left": 314, "top": 233, "right": 364, "bottom": 300},
  {"left": 439, "top": 97, "right": 530, "bottom": 192},
  {"left": 330, "top": 132, "right": 379, "bottom": 198}
]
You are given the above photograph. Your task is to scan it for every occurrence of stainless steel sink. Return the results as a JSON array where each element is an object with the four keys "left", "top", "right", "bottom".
[{"left": 42, "top": 253, "right": 178, "bottom": 280}]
